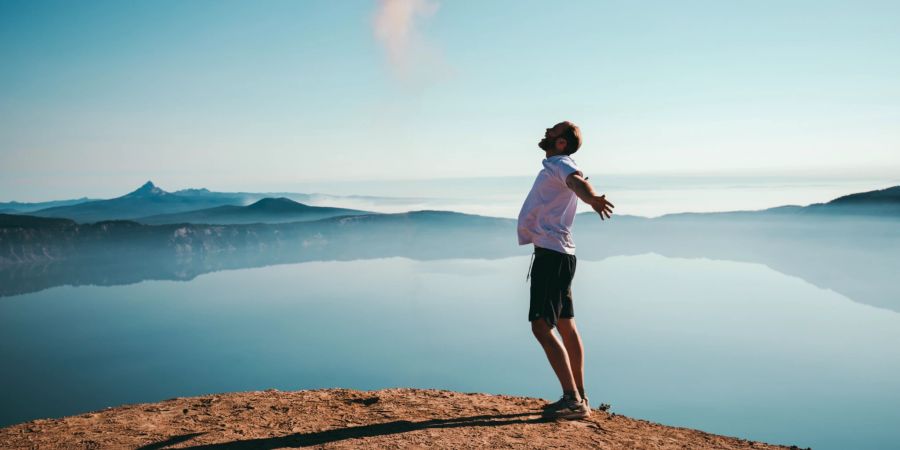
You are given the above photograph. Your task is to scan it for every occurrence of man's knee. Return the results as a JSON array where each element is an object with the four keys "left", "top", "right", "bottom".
[
  {"left": 531, "top": 318, "right": 554, "bottom": 340},
  {"left": 556, "top": 318, "right": 579, "bottom": 338}
]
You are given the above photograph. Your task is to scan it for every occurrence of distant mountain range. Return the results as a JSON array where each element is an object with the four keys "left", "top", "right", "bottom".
[
  {"left": 650, "top": 185, "right": 900, "bottom": 219},
  {"left": 4, "top": 181, "right": 420, "bottom": 224},
  {"left": 25, "top": 182, "right": 248, "bottom": 223},
  {"left": 0, "top": 197, "right": 98, "bottom": 214},
  {"left": 6, "top": 182, "right": 899, "bottom": 224},
  {"left": 136, "top": 197, "right": 370, "bottom": 225},
  {"left": 809, "top": 185, "right": 900, "bottom": 215}
]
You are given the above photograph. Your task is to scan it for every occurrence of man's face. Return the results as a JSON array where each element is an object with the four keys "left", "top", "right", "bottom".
[{"left": 538, "top": 122, "right": 569, "bottom": 152}]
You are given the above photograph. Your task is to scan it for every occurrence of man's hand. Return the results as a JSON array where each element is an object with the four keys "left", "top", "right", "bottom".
[
  {"left": 565, "top": 172, "right": 615, "bottom": 220},
  {"left": 589, "top": 195, "right": 614, "bottom": 220}
]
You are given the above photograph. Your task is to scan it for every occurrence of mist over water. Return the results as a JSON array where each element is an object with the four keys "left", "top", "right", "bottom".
[{"left": 287, "top": 174, "right": 900, "bottom": 218}]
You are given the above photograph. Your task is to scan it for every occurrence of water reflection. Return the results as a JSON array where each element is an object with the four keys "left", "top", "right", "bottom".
[{"left": 1, "top": 256, "right": 898, "bottom": 450}]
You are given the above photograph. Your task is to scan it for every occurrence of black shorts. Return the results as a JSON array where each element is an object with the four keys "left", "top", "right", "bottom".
[{"left": 527, "top": 245, "right": 577, "bottom": 328}]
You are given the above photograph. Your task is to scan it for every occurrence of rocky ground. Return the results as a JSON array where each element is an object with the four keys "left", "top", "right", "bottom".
[{"left": 0, "top": 388, "right": 803, "bottom": 449}]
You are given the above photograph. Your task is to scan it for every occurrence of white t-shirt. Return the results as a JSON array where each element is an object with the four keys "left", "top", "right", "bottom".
[{"left": 517, "top": 155, "right": 582, "bottom": 255}]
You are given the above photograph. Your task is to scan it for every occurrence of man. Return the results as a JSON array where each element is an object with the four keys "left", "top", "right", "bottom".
[{"left": 517, "top": 121, "right": 614, "bottom": 420}]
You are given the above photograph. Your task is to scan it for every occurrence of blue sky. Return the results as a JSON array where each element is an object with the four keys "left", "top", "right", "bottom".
[{"left": 1, "top": 0, "right": 899, "bottom": 201}]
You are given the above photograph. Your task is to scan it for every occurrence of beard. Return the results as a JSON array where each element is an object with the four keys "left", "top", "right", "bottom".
[{"left": 538, "top": 136, "right": 553, "bottom": 151}]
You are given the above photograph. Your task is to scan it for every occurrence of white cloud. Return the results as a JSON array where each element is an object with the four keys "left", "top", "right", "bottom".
[{"left": 372, "top": 0, "right": 449, "bottom": 85}]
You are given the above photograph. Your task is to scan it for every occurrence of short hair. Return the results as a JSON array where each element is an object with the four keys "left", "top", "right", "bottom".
[{"left": 561, "top": 122, "right": 582, "bottom": 155}]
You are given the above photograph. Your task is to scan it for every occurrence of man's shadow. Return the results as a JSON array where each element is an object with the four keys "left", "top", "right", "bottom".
[{"left": 139, "top": 411, "right": 556, "bottom": 449}]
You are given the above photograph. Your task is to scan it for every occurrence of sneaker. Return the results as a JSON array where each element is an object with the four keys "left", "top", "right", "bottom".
[
  {"left": 542, "top": 394, "right": 590, "bottom": 420},
  {"left": 541, "top": 394, "right": 573, "bottom": 412}
]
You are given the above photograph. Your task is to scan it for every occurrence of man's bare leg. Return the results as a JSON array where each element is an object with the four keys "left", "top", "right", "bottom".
[
  {"left": 531, "top": 318, "right": 579, "bottom": 397},
  {"left": 556, "top": 318, "right": 585, "bottom": 397}
]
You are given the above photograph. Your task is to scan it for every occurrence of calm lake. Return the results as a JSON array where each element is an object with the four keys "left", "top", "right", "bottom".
[{"left": 2, "top": 254, "right": 898, "bottom": 450}]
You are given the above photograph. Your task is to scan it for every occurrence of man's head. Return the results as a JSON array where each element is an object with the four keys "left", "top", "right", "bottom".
[{"left": 538, "top": 121, "right": 582, "bottom": 156}]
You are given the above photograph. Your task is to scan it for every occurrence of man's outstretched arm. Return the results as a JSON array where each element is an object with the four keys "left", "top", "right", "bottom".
[{"left": 565, "top": 172, "right": 614, "bottom": 220}]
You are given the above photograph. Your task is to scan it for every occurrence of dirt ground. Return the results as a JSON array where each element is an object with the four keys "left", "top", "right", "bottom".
[{"left": 0, "top": 388, "right": 803, "bottom": 449}]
